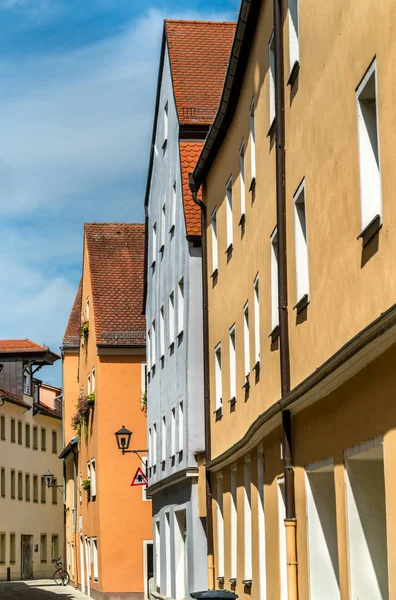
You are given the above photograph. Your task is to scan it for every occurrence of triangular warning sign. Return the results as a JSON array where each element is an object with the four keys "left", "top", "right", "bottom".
[{"left": 131, "top": 467, "right": 148, "bottom": 487}]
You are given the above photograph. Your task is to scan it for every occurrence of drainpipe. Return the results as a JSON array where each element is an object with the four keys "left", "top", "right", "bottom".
[
  {"left": 72, "top": 445, "right": 79, "bottom": 589},
  {"left": 189, "top": 175, "right": 215, "bottom": 589},
  {"left": 273, "top": 0, "right": 298, "bottom": 598}
]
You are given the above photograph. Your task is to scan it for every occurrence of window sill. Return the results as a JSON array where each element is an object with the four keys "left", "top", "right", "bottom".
[
  {"left": 249, "top": 176, "right": 256, "bottom": 193},
  {"left": 161, "top": 460, "right": 166, "bottom": 470},
  {"left": 253, "top": 360, "right": 260, "bottom": 372},
  {"left": 238, "top": 213, "right": 246, "bottom": 227},
  {"left": 151, "top": 260, "right": 156, "bottom": 270},
  {"left": 269, "top": 324, "right": 280, "bottom": 342},
  {"left": 169, "top": 224, "right": 175, "bottom": 236},
  {"left": 169, "top": 342, "right": 175, "bottom": 354},
  {"left": 177, "top": 330, "right": 184, "bottom": 341},
  {"left": 242, "top": 378, "right": 250, "bottom": 391},
  {"left": 217, "top": 577, "right": 225, "bottom": 584},
  {"left": 225, "top": 243, "right": 233, "bottom": 258},
  {"left": 159, "top": 244, "right": 164, "bottom": 254},
  {"left": 357, "top": 214, "right": 382, "bottom": 248},
  {"left": 210, "top": 268, "right": 218, "bottom": 279},
  {"left": 229, "top": 578, "right": 237, "bottom": 586},
  {"left": 214, "top": 406, "right": 223, "bottom": 421},
  {"left": 242, "top": 579, "right": 253, "bottom": 588},
  {"left": 293, "top": 293, "right": 309, "bottom": 315},
  {"left": 287, "top": 60, "right": 300, "bottom": 86},
  {"left": 161, "top": 138, "right": 168, "bottom": 151},
  {"left": 267, "top": 118, "right": 276, "bottom": 139},
  {"left": 228, "top": 396, "right": 236, "bottom": 406}
]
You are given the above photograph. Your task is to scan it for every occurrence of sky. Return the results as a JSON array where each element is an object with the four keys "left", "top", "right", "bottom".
[{"left": 0, "top": 0, "right": 239, "bottom": 386}]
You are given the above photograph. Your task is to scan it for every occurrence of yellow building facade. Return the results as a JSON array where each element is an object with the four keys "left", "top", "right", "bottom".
[{"left": 190, "top": 0, "right": 396, "bottom": 598}]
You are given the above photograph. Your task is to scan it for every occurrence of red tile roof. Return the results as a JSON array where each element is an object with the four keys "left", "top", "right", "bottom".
[
  {"left": 179, "top": 141, "right": 204, "bottom": 236},
  {"left": 0, "top": 388, "right": 31, "bottom": 410},
  {"left": 85, "top": 223, "right": 146, "bottom": 346},
  {"left": 0, "top": 340, "right": 50, "bottom": 353},
  {"left": 165, "top": 20, "right": 236, "bottom": 125},
  {"left": 63, "top": 278, "right": 82, "bottom": 346}
]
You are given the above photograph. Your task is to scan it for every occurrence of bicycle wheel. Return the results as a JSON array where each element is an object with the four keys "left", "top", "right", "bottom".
[
  {"left": 61, "top": 571, "right": 70, "bottom": 586},
  {"left": 53, "top": 569, "right": 63, "bottom": 586}
]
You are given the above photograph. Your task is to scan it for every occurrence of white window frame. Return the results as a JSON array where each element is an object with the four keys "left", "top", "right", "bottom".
[
  {"left": 239, "top": 141, "right": 246, "bottom": 219},
  {"left": 161, "top": 203, "right": 166, "bottom": 251},
  {"left": 148, "top": 428, "right": 152, "bottom": 471},
  {"left": 171, "top": 407, "right": 176, "bottom": 457},
  {"left": 151, "top": 320, "right": 156, "bottom": 367},
  {"left": 161, "top": 416, "right": 166, "bottom": 463},
  {"left": 254, "top": 275, "right": 260, "bottom": 364},
  {"left": 90, "top": 459, "right": 96, "bottom": 498},
  {"left": 293, "top": 179, "right": 309, "bottom": 304},
  {"left": 243, "top": 303, "right": 250, "bottom": 378},
  {"left": 211, "top": 208, "right": 218, "bottom": 274},
  {"left": 288, "top": 0, "right": 299, "bottom": 75},
  {"left": 178, "top": 400, "right": 184, "bottom": 453},
  {"left": 155, "top": 520, "right": 161, "bottom": 590},
  {"left": 229, "top": 325, "right": 236, "bottom": 401},
  {"left": 141, "top": 362, "right": 147, "bottom": 398},
  {"left": 170, "top": 180, "right": 176, "bottom": 233},
  {"left": 177, "top": 279, "right": 184, "bottom": 336},
  {"left": 226, "top": 176, "right": 233, "bottom": 250},
  {"left": 86, "top": 296, "right": 90, "bottom": 321},
  {"left": 152, "top": 223, "right": 157, "bottom": 267},
  {"left": 257, "top": 448, "right": 266, "bottom": 599},
  {"left": 249, "top": 98, "right": 256, "bottom": 183},
  {"left": 147, "top": 329, "right": 151, "bottom": 370},
  {"left": 160, "top": 305, "right": 165, "bottom": 358},
  {"left": 165, "top": 512, "right": 171, "bottom": 596},
  {"left": 87, "top": 373, "right": 91, "bottom": 395},
  {"left": 214, "top": 343, "right": 222, "bottom": 411},
  {"left": 269, "top": 32, "right": 276, "bottom": 127},
  {"left": 163, "top": 101, "right": 168, "bottom": 148},
  {"left": 91, "top": 367, "right": 95, "bottom": 393},
  {"left": 216, "top": 472, "right": 225, "bottom": 578},
  {"left": 141, "top": 457, "right": 149, "bottom": 501},
  {"left": 271, "top": 228, "right": 279, "bottom": 331},
  {"left": 244, "top": 456, "right": 252, "bottom": 581},
  {"left": 92, "top": 538, "right": 98, "bottom": 582},
  {"left": 169, "top": 292, "right": 175, "bottom": 346},
  {"left": 356, "top": 59, "right": 382, "bottom": 233},
  {"left": 152, "top": 423, "right": 157, "bottom": 472},
  {"left": 230, "top": 464, "right": 238, "bottom": 581}
]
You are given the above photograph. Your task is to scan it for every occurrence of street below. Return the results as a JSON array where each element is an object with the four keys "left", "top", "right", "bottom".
[{"left": 0, "top": 580, "right": 87, "bottom": 599}]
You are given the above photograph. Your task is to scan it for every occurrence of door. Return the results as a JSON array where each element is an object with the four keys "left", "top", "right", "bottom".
[
  {"left": 144, "top": 541, "right": 154, "bottom": 600},
  {"left": 21, "top": 535, "right": 33, "bottom": 580},
  {"left": 79, "top": 534, "right": 85, "bottom": 593}
]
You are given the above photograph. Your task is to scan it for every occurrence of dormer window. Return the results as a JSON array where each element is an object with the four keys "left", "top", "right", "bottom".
[{"left": 23, "top": 368, "right": 31, "bottom": 396}]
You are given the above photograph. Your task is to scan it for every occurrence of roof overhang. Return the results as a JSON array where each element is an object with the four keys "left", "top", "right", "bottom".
[{"left": 59, "top": 436, "right": 78, "bottom": 460}]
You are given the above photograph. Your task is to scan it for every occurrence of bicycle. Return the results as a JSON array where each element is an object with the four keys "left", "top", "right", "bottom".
[{"left": 53, "top": 557, "right": 70, "bottom": 586}]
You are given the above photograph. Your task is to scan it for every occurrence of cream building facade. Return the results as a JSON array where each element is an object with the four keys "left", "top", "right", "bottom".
[
  {"left": 0, "top": 340, "right": 63, "bottom": 581},
  {"left": 190, "top": 0, "right": 396, "bottom": 598}
]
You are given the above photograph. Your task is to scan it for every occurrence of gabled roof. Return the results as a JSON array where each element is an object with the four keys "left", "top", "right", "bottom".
[
  {"left": 0, "top": 339, "right": 60, "bottom": 362},
  {"left": 0, "top": 388, "right": 30, "bottom": 410},
  {"left": 63, "top": 278, "right": 82, "bottom": 347},
  {"left": 165, "top": 20, "right": 237, "bottom": 125},
  {"left": 85, "top": 223, "right": 146, "bottom": 346},
  {"left": 179, "top": 141, "right": 204, "bottom": 237},
  {"left": 33, "top": 402, "right": 62, "bottom": 420}
]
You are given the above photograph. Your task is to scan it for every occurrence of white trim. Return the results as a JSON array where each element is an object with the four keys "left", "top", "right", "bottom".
[
  {"left": 249, "top": 98, "right": 256, "bottom": 180},
  {"left": 226, "top": 176, "right": 233, "bottom": 249},
  {"left": 287, "top": 0, "right": 299, "bottom": 74},
  {"left": 293, "top": 179, "right": 309, "bottom": 304},
  {"left": 214, "top": 343, "right": 222, "bottom": 410},
  {"left": 240, "top": 140, "right": 246, "bottom": 217},
  {"left": 269, "top": 32, "right": 276, "bottom": 127}
]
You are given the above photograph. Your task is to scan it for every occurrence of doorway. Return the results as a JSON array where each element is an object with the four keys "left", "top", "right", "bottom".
[
  {"left": 21, "top": 535, "right": 33, "bottom": 580},
  {"left": 143, "top": 540, "right": 153, "bottom": 600}
]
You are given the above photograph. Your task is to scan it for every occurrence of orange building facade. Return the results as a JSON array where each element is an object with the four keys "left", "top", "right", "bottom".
[{"left": 61, "top": 223, "right": 152, "bottom": 600}]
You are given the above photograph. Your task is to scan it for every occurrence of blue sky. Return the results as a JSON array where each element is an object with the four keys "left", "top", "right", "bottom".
[{"left": 0, "top": 0, "right": 239, "bottom": 386}]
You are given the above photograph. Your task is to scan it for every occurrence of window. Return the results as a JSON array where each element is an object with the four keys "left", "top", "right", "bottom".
[
  {"left": 151, "top": 320, "right": 156, "bottom": 367},
  {"left": 211, "top": 209, "right": 218, "bottom": 274},
  {"left": 1, "top": 468, "right": 5, "bottom": 497},
  {"left": 178, "top": 400, "right": 184, "bottom": 453},
  {"left": 93, "top": 538, "right": 98, "bottom": 581},
  {"left": 87, "top": 462, "right": 91, "bottom": 491},
  {"left": 214, "top": 344, "right": 222, "bottom": 411},
  {"left": 10, "top": 418, "right": 15, "bottom": 443},
  {"left": 226, "top": 177, "right": 233, "bottom": 250},
  {"left": 33, "top": 475, "right": 38, "bottom": 503},
  {"left": 244, "top": 456, "right": 252, "bottom": 581},
  {"left": 161, "top": 203, "right": 166, "bottom": 251},
  {"left": 161, "top": 416, "right": 166, "bottom": 463},
  {"left": 216, "top": 472, "right": 225, "bottom": 578},
  {"left": 271, "top": 228, "right": 279, "bottom": 332},
  {"left": 249, "top": 99, "right": 256, "bottom": 184},
  {"left": 0, "top": 533, "right": 5, "bottom": 564},
  {"left": 33, "top": 426, "right": 38, "bottom": 450},
  {"left": 142, "top": 457, "right": 148, "bottom": 501},
  {"left": 17, "top": 420, "right": 22, "bottom": 445},
  {"left": 243, "top": 303, "right": 250, "bottom": 378},
  {"left": 52, "top": 478, "right": 57, "bottom": 505},
  {"left": 165, "top": 513, "right": 171, "bottom": 596},
  {"left": 10, "top": 533, "right": 15, "bottom": 563},
  {"left": 18, "top": 471, "right": 23, "bottom": 500},
  {"left": 239, "top": 142, "right": 246, "bottom": 220},
  {"left": 155, "top": 520, "right": 161, "bottom": 589},
  {"left": 160, "top": 305, "right": 165, "bottom": 358},
  {"left": 229, "top": 326, "right": 236, "bottom": 402},
  {"left": 23, "top": 369, "right": 31, "bottom": 395},
  {"left": 79, "top": 473, "right": 83, "bottom": 504},
  {"left": 171, "top": 407, "right": 176, "bottom": 457},
  {"left": 230, "top": 465, "right": 237, "bottom": 582},
  {"left": 356, "top": 59, "right": 381, "bottom": 236},
  {"left": 92, "top": 367, "right": 96, "bottom": 392},
  {"left": 0, "top": 415, "right": 5, "bottom": 441},
  {"left": 41, "top": 476, "right": 46, "bottom": 503},
  {"left": 174, "top": 510, "right": 187, "bottom": 600},
  {"left": 40, "top": 534, "right": 47, "bottom": 562},
  {"left": 52, "top": 430, "right": 57, "bottom": 454},
  {"left": 25, "top": 473, "right": 30, "bottom": 502},
  {"left": 87, "top": 373, "right": 91, "bottom": 394},
  {"left": 177, "top": 279, "right": 184, "bottom": 336},
  {"left": 10, "top": 470, "right": 15, "bottom": 499},
  {"left": 287, "top": 0, "right": 299, "bottom": 75},
  {"left": 141, "top": 362, "right": 147, "bottom": 409},
  {"left": 169, "top": 292, "right": 175, "bottom": 346},
  {"left": 254, "top": 276, "right": 260, "bottom": 364},
  {"left": 170, "top": 180, "right": 176, "bottom": 233},
  {"left": 25, "top": 423, "right": 30, "bottom": 448},
  {"left": 51, "top": 535, "right": 59, "bottom": 562},
  {"left": 86, "top": 296, "right": 90, "bottom": 320},
  {"left": 147, "top": 329, "right": 151, "bottom": 371},
  {"left": 152, "top": 223, "right": 157, "bottom": 267},
  {"left": 91, "top": 459, "right": 96, "bottom": 499},
  {"left": 163, "top": 101, "right": 168, "bottom": 148},
  {"left": 148, "top": 428, "right": 152, "bottom": 471},
  {"left": 294, "top": 180, "right": 309, "bottom": 307},
  {"left": 41, "top": 428, "right": 46, "bottom": 452},
  {"left": 152, "top": 423, "right": 157, "bottom": 471},
  {"left": 269, "top": 32, "right": 276, "bottom": 128}
]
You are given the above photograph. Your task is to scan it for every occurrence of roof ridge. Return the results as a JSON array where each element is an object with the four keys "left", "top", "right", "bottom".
[{"left": 165, "top": 19, "right": 237, "bottom": 25}]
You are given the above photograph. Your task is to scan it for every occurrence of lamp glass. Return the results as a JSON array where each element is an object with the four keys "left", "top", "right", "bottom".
[
  {"left": 43, "top": 470, "right": 54, "bottom": 488},
  {"left": 115, "top": 426, "right": 132, "bottom": 451}
]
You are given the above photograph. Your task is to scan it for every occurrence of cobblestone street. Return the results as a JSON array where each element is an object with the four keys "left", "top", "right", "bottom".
[{"left": 0, "top": 580, "right": 87, "bottom": 599}]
